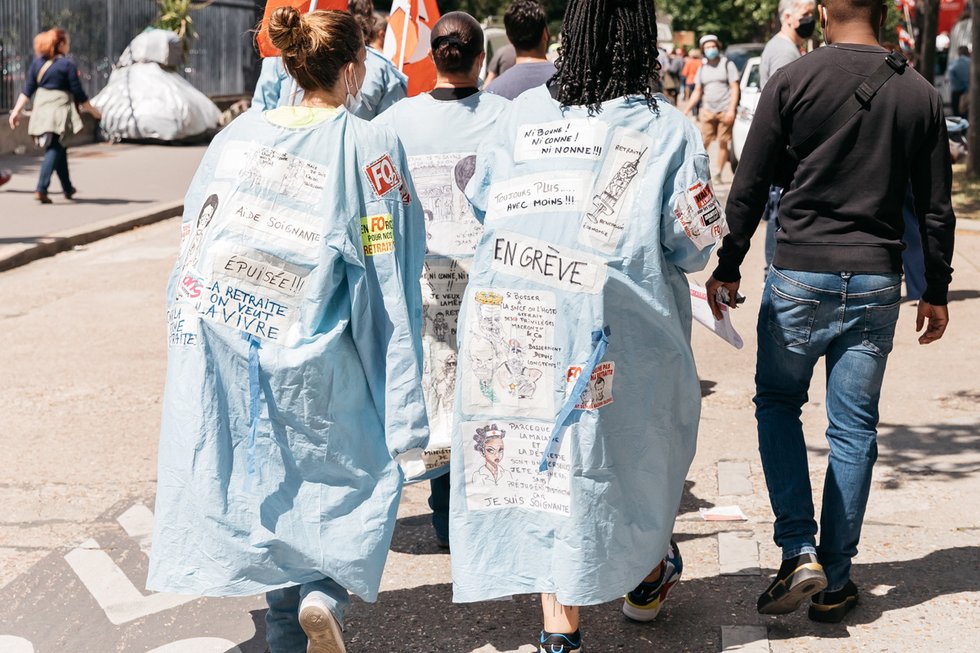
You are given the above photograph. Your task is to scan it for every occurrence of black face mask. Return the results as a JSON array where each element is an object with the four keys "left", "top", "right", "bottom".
[{"left": 796, "top": 15, "right": 816, "bottom": 39}]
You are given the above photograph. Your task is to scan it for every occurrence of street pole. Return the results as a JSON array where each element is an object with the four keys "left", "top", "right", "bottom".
[
  {"left": 967, "top": 1, "right": 980, "bottom": 177},
  {"left": 920, "top": 0, "right": 940, "bottom": 84}
]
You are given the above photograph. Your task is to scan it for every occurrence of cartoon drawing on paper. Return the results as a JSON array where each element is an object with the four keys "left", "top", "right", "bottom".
[
  {"left": 431, "top": 311, "right": 450, "bottom": 342},
  {"left": 471, "top": 424, "right": 513, "bottom": 487},
  {"left": 409, "top": 152, "right": 483, "bottom": 255},
  {"left": 181, "top": 193, "right": 220, "bottom": 270},
  {"left": 586, "top": 147, "right": 647, "bottom": 224},
  {"left": 468, "top": 336, "right": 498, "bottom": 401},
  {"left": 593, "top": 375, "right": 607, "bottom": 402},
  {"left": 499, "top": 339, "right": 542, "bottom": 399}
]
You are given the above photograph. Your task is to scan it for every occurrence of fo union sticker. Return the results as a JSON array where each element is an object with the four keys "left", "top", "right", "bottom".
[
  {"left": 361, "top": 214, "right": 395, "bottom": 256},
  {"left": 566, "top": 361, "right": 615, "bottom": 409},
  {"left": 364, "top": 154, "right": 402, "bottom": 198}
]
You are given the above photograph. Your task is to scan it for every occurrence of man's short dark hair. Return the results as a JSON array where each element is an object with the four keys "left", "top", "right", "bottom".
[
  {"left": 959, "top": 45, "right": 971, "bottom": 57},
  {"left": 824, "top": 0, "right": 885, "bottom": 24},
  {"left": 504, "top": 0, "right": 547, "bottom": 52}
]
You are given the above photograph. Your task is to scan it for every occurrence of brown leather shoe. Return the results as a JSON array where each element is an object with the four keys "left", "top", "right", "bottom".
[{"left": 35, "top": 192, "right": 53, "bottom": 204}]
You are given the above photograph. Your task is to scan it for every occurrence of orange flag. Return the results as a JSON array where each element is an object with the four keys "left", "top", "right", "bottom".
[
  {"left": 383, "top": 0, "right": 440, "bottom": 96},
  {"left": 257, "top": 0, "right": 348, "bottom": 58}
]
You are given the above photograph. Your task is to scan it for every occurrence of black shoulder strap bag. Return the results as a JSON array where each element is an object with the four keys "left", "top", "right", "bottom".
[{"left": 788, "top": 50, "right": 908, "bottom": 160}]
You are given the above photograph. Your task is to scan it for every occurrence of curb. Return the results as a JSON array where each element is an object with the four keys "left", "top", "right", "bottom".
[{"left": 0, "top": 200, "right": 183, "bottom": 272}]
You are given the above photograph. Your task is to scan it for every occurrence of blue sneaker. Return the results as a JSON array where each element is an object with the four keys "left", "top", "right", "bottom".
[
  {"left": 539, "top": 629, "right": 582, "bottom": 652},
  {"left": 622, "top": 539, "right": 683, "bottom": 622}
]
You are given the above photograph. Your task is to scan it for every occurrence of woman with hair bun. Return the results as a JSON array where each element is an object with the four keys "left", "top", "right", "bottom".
[
  {"left": 450, "top": 0, "right": 729, "bottom": 650},
  {"left": 148, "top": 7, "right": 428, "bottom": 653},
  {"left": 7, "top": 28, "right": 102, "bottom": 203},
  {"left": 252, "top": 1, "right": 407, "bottom": 119},
  {"left": 375, "top": 10, "right": 509, "bottom": 549}
]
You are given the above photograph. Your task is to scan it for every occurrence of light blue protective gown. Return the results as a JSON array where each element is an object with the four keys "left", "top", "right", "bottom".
[
  {"left": 252, "top": 57, "right": 302, "bottom": 110},
  {"left": 250, "top": 49, "right": 406, "bottom": 119},
  {"left": 450, "top": 86, "right": 728, "bottom": 605},
  {"left": 353, "top": 47, "right": 408, "bottom": 121},
  {"left": 375, "top": 90, "right": 510, "bottom": 479},
  {"left": 147, "top": 106, "right": 429, "bottom": 602}
]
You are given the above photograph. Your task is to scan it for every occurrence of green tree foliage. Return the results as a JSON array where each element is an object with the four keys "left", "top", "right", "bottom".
[
  {"left": 154, "top": 0, "right": 214, "bottom": 49},
  {"left": 436, "top": 0, "right": 566, "bottom": 22},
  {"left": 658, "top": 0, "right": 780, "bottom": 44}
]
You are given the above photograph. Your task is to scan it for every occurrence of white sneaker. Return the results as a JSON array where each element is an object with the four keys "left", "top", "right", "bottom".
[{"left": 299, "top": 592, "right": 346, "bottom": 653}]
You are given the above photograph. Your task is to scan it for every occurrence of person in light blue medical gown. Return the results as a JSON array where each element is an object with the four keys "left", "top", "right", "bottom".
[
  {"left": 148, "top": 9, "right": 427, "bottom": 653},
  {"left": 349, "top": 0, "right": 408, "bottom": 119},
  {"left": 449, "top": 0, "right": 729, "bottom": 650},
  {"left": 376, "top": 11, "right": 510, "bottom": 548},
  {"left": 252, "top": 55, "right": 299, "bottom": 110}
]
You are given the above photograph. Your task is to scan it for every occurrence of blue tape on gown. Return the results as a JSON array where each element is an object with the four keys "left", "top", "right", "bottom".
[
  {"left": 244, "top": 334, "right": 262, "bottom": 487},
  {"left": 538, "top": 326, "right": 610, "bottom": 473}
]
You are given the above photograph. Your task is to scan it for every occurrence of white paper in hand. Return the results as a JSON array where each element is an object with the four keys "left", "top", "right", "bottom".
[{"left": 690, "top": 283, "right": 744, "bottom": 349}]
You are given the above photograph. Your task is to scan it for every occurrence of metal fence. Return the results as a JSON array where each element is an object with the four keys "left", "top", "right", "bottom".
[{"left": 0, "top": 0, "right": 262, "bottom": 112}]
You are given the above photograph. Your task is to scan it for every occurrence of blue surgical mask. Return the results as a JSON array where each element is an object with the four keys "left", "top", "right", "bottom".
[{"left": 704, "top": 47, "right": 719, "bottom": 60}]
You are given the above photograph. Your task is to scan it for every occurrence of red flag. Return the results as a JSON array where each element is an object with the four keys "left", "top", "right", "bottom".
[
  {"left": 257, "top": 0, "right": 348, "bottom": 58},
  {"left": 383, "top": 0, "right": 440, "bottom": 96}
]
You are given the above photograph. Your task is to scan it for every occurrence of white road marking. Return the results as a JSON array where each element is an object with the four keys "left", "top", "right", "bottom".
[
  {"left": 64, "top": 538, "right": 197, "bottom": 625},
  {"left": 717, "top": 461, "right": 753, "bottom": 496},
  {"left": 117, "top": 503, "right": 155, "bottom": 554},
  {"left": 145, "top": 638, "right": 243, "bottom": 653},
  {"left": 717, "top": 531, "right": 761, "bottom": 576},
  {"left": 0, "top": 635, "right": 35, "bottom": 653},
  {"left": 720, "top": 625, "right": 770, "bottom": 652}
]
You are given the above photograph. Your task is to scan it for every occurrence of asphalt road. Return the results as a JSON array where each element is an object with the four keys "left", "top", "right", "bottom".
[{"left": 0, "top": 207, "right": 978, "bottom": 652}]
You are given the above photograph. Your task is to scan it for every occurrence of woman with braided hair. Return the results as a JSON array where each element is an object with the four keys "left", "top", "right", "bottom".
[{"left": 449, "top": 0, "right": 728, "bottom": 650}]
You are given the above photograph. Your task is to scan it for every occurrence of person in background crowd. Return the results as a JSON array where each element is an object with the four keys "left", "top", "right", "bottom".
[
  {"left": 947, "top": 45, "right": 970, "bottom": 118},
  {"left": 485, "top": 0, "right": 555, "bottom": 100},
  {"left": 759, "top": 0, "right": 817, "bottom": 274},
  {"left": 665, "top": 47, "right": 687, "bottom": 104},
  {"left": 707, "top": 0, "right": 954, "bottom": 625},
  {"left": 681, "top": 47, "right": 703, "bottom": 107},
  {"left": 147, "top": 8, "right": 428, "bottom": 653},
  {"left": 376, "top": 11, "right": 510, "bottom": 549},
  {"left": 684, "top": 35, "right": 740, "bottom": 184},
  {"left": 347, "top": 0, "right": 408, "bottom": 119},
  {"left": 369, "top": 10, "right": 388, "bottom": 51},
  {"left": 485, "top": 42, "right": 516, "bottom": 85},
  {"left": 450, "top": 0, "right": 728, "bottom": 650},
  {"left": 7, "top": 28, "right": 101, "bottom": 204}
]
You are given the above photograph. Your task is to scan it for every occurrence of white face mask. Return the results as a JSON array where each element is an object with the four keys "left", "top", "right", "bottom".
[{"left": 344, "top": 66, "right": 362, "bottom": 113}]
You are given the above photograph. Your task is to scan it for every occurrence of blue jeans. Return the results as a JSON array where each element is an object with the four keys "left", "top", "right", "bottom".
[
  {"left": 265, "top": 578, "right": 350, "bottom": 653},
  {"left": 36, "top": 134, "right": 73, "bottom": 194},
  {"left": 429, "top": 473, "right": 450, "bottom": 543},
  {"left": 755, "top": 267, "right": 901, "bottom": 591}
]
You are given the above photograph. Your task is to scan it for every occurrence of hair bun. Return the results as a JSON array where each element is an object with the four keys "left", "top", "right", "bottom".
[{"left": 268, "top": 6, "right": 305, "bottom": 55}]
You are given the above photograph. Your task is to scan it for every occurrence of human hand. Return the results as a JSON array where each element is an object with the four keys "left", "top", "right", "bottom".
[
  {"left": 705, "top": 276, "right": 741, "bottom": 321},
  {"left": 916, "top": 301, "right": 948, "bottom": 344},
  {"left": 723, "top": 110, "right": 736, "bottom": 126},
  {"left": 8, "top": 111, "right": 20, "bottom": 130}
]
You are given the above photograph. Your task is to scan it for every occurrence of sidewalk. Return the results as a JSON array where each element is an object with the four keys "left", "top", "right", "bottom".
[{"left": 0, "top": 141, "right": 206, "bottom": 270}]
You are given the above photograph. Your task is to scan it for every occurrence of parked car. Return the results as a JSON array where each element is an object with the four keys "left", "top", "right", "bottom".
[
  {"left": 724, "top": 43, "right": 765, "bottom": 75},
  {"left": 731, "top": 56, "right": 761, "bottom": 171}
]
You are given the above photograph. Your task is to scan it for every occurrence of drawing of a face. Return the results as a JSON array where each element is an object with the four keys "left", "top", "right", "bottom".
[
  {"left": 594, "top": 376, "right": 606, "bottom": 401},
  {"left": 507, "top": 340, "right": 525, "bottom": 371},
  {"left": 469, "top": 337, "right": 496, "bottom": 381},
  {"left": 197, "top": 194, "right": 219, "bottom": 230},
  {"left": 482, "top": 436, "right": 504, "bottom": 469},
  {"left": 443, "top": 351, "right": 457, "bottom": 374}
]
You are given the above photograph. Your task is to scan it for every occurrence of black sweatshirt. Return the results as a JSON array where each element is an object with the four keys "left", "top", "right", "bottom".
[{"left": 713, "top": 44, "right": 955, "bottom": 305}]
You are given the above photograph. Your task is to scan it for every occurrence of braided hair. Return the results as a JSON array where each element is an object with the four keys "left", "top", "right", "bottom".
[{"left": 551, "top": 0, "right": 662, "bottom": 114}]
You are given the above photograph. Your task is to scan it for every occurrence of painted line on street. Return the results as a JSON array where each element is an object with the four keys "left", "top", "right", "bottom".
[
  {"left": 720, "top": 625, "right": 770, "bottom": 652},
  {"left": 718, "top": 531, "right": 760, "bottom": 576},
  {"left": 717, "top": 461, "right": 753, "bottom": 496},
  {"left": 64, "top": 537, "right": 196, "bottom": 625},
  {"left": 117, "top": 503, "right": 155, "bottom": 554}
]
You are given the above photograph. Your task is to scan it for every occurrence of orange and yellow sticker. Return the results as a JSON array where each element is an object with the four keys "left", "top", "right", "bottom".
[{"left": 361, "top": 214, "right": 395, "bottom": 257}]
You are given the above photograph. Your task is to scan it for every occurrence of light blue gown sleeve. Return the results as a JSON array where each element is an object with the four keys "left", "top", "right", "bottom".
[
  {"left": 346, "top": 136, "right": 429, "bottom": 461},
  {"left": 661, "top": 129, "right": 727, "bottom": 273},
  {"left": 251, "top": 57, "right": 286, "bottom": 111},
  {"left": 357, "top": 55, "right": 408, "bottom": 120}
]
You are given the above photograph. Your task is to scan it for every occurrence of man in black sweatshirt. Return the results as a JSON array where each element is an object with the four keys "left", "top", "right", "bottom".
[{"left": 705, "top": 0, "right": 954, "bottom": 624}]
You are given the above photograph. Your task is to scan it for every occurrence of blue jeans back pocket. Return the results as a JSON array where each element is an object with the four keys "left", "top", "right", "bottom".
[
  {"left": 862, "top": 300, "right": 901, "bottom": 356},
  {"left": 767, "top": 285, "right": 820, "bottom": 348}
]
